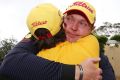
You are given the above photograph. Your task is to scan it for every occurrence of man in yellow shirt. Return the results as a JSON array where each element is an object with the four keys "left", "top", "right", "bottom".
[{"left": 33, "top": 1, "right": 99, "bottom": 66}]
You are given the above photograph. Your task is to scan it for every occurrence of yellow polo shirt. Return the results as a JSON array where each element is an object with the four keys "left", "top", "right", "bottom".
[{"left": 37, "top": 35, "right": 99, "bottom": 66}]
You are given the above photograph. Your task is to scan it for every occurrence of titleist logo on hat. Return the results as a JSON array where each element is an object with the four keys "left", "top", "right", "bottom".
[
  {"left": 32, "top": 21, "right": 47, "bottom": 27},
  {"left": 70, "top": 1, "right": 93, "bottom": 14}
]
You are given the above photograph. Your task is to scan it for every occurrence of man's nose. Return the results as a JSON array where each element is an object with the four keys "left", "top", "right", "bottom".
[{"left": 72, "top": 23, "right": 78, "bottom": 31}]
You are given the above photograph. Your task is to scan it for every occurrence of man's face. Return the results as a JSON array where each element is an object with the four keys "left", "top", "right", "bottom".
[{"left": 63, "top": 14, "right": 92, "bottom": 42}]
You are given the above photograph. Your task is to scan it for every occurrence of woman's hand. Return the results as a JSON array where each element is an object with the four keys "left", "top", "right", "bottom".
[{"left": 75, "top": 58, "right": 102, "bottom": 80}]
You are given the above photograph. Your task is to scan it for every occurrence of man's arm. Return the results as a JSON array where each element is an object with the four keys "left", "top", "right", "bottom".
[{"left": 100, "top": 52, "right": 116, "bottom": 80}]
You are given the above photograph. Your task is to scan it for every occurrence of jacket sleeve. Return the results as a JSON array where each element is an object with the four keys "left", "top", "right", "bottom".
[
  {"left": 0, "top": 38, "right": 75, "bottom": 80},
  {"left": 99, "top": 52, "right": 116, "bottom": 80}
]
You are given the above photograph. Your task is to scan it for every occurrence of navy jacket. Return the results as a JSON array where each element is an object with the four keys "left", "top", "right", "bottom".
[
  {"left": 0, "top": 39, "right": 75, "bottom": 80},
  {"left": 100, "top": 53, "right": 116, "bottom": 80}
]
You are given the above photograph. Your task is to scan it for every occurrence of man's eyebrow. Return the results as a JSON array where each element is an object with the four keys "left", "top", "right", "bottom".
[
  {"left": 67, "top": 15, "right": 73, "bottom": 18},
  {"left": 80, "top": 19, "right": 88, "bottom": 23}
]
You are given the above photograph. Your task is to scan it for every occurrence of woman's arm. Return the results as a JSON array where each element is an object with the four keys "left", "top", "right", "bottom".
[{"left": 0, "top": 37, "right": 75, "bottom": 80}]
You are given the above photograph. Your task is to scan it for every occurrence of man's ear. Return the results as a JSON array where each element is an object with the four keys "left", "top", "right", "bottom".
[
  {"left": 63, "top": 22, "right": 68, "bottom": 29},
  {"left": 92, "top": 26, "right": 95, "bottom": 30},
  {"left": 90, "top": 24, "right": 95, "bottom": 33},
  {"left": 63, "top": 18, "right": 67, "bottom": 28},
  {"left": 62, "top": 22, "right": 65, "bottom": 29}
]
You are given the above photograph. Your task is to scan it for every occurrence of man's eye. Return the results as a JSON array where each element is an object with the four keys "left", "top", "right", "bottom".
[
  {"left": 66, "top": 17, "right": 71, "bottom": 20},
  {"left": 79, "top": 22, "right": 84, "bottom": 25},
  {"left": 79, "top": 22, "right": 88, "bottom": 26}
]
